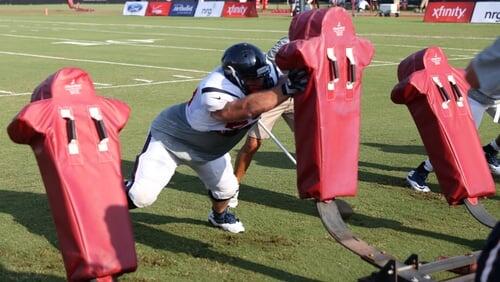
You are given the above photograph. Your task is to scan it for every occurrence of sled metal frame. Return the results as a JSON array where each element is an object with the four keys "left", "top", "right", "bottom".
[
  {"left": 317, "top": 200, "right": 481, "bottom": 282},
  {"left": 464, "top": 198, "right": 497, "bottom": 228}
]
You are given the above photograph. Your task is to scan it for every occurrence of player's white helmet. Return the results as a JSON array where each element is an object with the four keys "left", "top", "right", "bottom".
[{"left": 221, "top": 43, "right": 273, "bottom": 94}]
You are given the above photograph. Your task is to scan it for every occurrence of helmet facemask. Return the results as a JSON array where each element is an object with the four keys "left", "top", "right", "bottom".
[{"left": 241, "top": 64, "right": 274, "bottom": 94}]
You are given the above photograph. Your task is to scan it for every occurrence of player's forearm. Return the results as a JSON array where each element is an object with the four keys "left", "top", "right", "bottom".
[{"left": 212, "top": 86, "right": 288, "bottom": 122}]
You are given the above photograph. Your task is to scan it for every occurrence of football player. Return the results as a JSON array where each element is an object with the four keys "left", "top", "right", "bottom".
[
  {"left": 233, "top": 37, "right": 294, "bottom": 185},
  {"left": 124, "top": 43, "right": 307, "bottom": 233}
]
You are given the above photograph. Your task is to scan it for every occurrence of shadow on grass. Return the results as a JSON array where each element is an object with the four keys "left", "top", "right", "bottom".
[
  {"left": 132, "top": 212, "right": 207, "bottom": 226},
  {"left": 122, "top": 159, "right": 318, "bottom": 217},
  {"left": 131, "top": 214, "right": 320, "bottom": 281},
  {"left": 0, "top": 189, "right": 317, "bottom": 281},
  {"left": 359, "top": 160, "right": 413, "bottom": 173},
  {"left": 359, "top": 170, "right": 409, "bottom": 187},
  {"left": 0, "top": 185, "right": 487, "bottom": 279},
  {"left": 0, "top": 190, "right": 58, "bottom": 248},
  {"left": 241, "top": 151, "right": 296, "bottom": 170},
  {"left": 358, "top": 170, "right": 441, "bottom": 194},
  {"left": 350, "top": 213, "right": 485, "bottom": 250},
  {"left": 0, "top": 263, "right": 64, "bottom": 282},
  {"left": 121, "top": 158, "right": 485, "bottom": 250},
  {"left": 363, "top": 142, "right": 426, "bottom": 155}
]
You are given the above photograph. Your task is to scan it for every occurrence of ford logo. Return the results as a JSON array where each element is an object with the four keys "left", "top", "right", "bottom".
[{"left": 127, "top": 3, "right": 144, "bottom": 13}]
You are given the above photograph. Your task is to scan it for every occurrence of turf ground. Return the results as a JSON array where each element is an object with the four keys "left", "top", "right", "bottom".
[{"left": 0, "top": 4, "right": 498, "bottom": 281}]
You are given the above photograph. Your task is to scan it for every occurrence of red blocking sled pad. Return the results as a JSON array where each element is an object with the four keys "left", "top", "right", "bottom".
[
  {"left": 391, "top": 47, "right": 495, "bottom": 205},
  {"left": 276, "top": 7, "right": 374, "bottom": 201},
  {"left": 7, "top": 68, "right": 137, "bottom": 281}
]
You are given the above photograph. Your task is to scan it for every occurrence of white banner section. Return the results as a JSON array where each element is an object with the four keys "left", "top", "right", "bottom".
[
  {"left": 123, "top": 1, "right": 149, "bottom": 16},
  {"left": 194, "top": 1, "right": 225, "bottom": 17},
  {"left": 471, "top": 2, "right": 500, "bottom": 23}
]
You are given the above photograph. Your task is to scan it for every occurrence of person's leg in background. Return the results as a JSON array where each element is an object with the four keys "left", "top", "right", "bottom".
[
  {"left": 234, "top": 99, "right": 294, "bottom": 183},
  {"left": 406, "top": 159, "right": 433, "bottom": 192},
  {"left": 468, "top": 97, "right": 500, "bottom": 175}
]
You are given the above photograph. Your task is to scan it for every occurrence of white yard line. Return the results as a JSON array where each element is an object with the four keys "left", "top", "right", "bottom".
[
  {"left": 133, "top": 78, "right": 153, "bottom": 83},
  {"left": 173, "top": 75, "right": 194, "bottom": 79},
  {"left": 0, "top": 33, "right": 479, "bottom": 55},
  {"left": 369, "top": 56, "right": 474, "bottom": 68},
  {"left": 96, "top": 78, "right": 201, "bottom": 89},
  {"left": 0, "top": 19, "right": 287, "bottom": 34},
  {"left": 0, "top": 90, "right": 13, "bottom": 94},
  {"left": 0, "top": 50, "right": 210, "bottom": 74},
  {"left": 369, "top": 62, "right": 399, "bottom": 67},
  {"left": 0, "top": 19, "right": 497, "bottom": 41},
  {"left": 375, "top": 43, "right": 480, "bottom": 52},
  {"left": 1, "top": 34, "right": 104, "bottom": 44},
  {"left": 359, "top": 33, "right": 496, "bottom": 41},
  {"left": 0, "top": 92, "right": 30, "bottom": 97},
  {"left": 0, "top": 55, "right": 473, "bottom": 98},
  {"left": 372, "top": 60, "right": 399, "bottom": 64},
  {"left": 0, "top": 78, "right": 202, "bottom": 98},
  {"left": 0, "top": 34, "right": 224, "bottom": 52},
  {"left": 27, "top": 25, "right": 273, "bottom": 42}
]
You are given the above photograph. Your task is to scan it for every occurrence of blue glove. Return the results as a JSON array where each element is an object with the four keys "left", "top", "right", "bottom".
[{"left": 282, "top": 69, "right": 309, "bottom": 97}]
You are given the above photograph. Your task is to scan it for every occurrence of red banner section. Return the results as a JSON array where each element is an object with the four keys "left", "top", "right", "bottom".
[
  {"left": 424, "top": 2, "right": 475, "bottom": 23},
  {"left": 145, "top": 2, "right": 172, "bottom": 16},
  {"left": 222, "top": 2, "right": 258, "bottom": 17}
]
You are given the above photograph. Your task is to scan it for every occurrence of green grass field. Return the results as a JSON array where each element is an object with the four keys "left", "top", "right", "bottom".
[{"left": 0, "top": 4, "right": 498, "bottom": 281}]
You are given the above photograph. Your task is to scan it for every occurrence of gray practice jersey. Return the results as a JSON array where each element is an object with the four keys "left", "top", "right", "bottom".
[
  {"left": 468, "top": 38, "right": 500, "bottom": 105},
  {"left": 151, "top": 103, "right": 252, "bottom": 162},
  {"left": 150, "top": 65, "right": 279, "bottom": 162}
]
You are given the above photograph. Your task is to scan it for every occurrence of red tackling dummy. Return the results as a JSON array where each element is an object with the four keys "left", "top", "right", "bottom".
[
  {"left": 276, "top": 8, "right": 374, "bottom": 201},
  {"left": 391, "top": 47, "right": 495, "bottom": 205},
  {"left": 7, "top": 67, "right": 137, "bottom": 281}
]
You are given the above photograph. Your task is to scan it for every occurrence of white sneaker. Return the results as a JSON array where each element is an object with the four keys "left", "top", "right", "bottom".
[
  {"left": 406, "top": 170, "right": 431, "bottom": 193},
  {"left": 489, "top": 163, "right": 500, "bottom": 176},
  {"left": 227, "top": 191, "right": 239, "bottom": 208},
  {"left": 484, "top": 151, "right": 500, "bottom": 176},
  {"left": 208, "top": 210, "right": 245, "bottom": 233}
]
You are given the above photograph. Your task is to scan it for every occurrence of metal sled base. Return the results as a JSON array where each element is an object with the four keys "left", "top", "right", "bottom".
[
  {"left": 317, "top": 200, "right": 481, "bottom": 282},
  {"left": 464, "top": 198, "right": 497, "bottom": 228}
]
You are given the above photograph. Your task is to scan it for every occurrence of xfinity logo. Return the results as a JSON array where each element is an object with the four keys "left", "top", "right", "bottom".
[
  {"left": 64, "top": 80, "right": 82, "bottom": 95},
  {"left": 432, "top": 5, "right": 467, "bottom": 19},
  {"left": 332, "top": 22, "right": 345, "bottom": 37},
  {"left": 430, "top": 55, "right": 441, "bottom": 65},
  {"left": 228, "top": 5, "right": 247, "bottom": 15},
  {"left": 173, "top": 4, "right": 194, "bottom": 12}
]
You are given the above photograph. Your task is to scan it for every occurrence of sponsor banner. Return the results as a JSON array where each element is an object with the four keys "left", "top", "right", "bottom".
[
  {"left": 379, "top": 4, "right": 398, "bottom": 14},
  {"left": 222, "top": 2, "right": 258, "bottom": 18},
  {"left": 424, "top": 2, "right": 475, "bottom": 23},
  {"left": 145, "top": 2, "right": 172, "bottom": 16},
  {"left": 194, "top": 1, "right": 225, "bottom": 17},
  {"left": 471, "top": 2, "right": 500, "bottom": 23},
  {"left": 169, "top": 0, "right": 198, "bottom": 16},
  {"left": 123, "top": 1, "right": 148, "bottom": 16}
]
